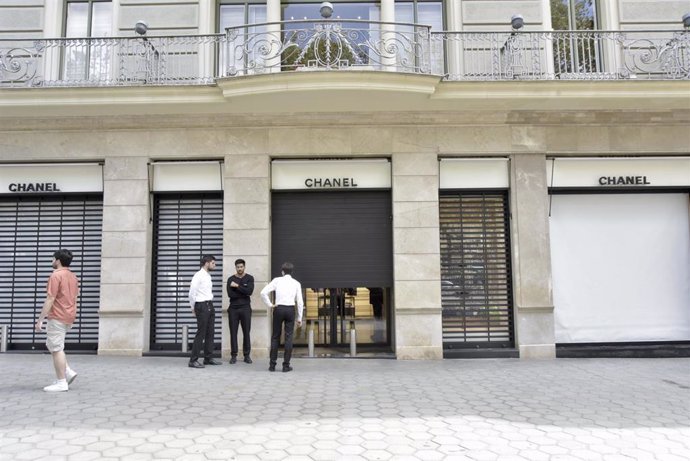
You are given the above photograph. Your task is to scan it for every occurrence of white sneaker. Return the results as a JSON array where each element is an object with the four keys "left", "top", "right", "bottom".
[
  {"left": 66, "top": 369, "right": 78, "bottom": 385},
  {"left": 43, "top": 380, "right": 68, "bottom": 392}
]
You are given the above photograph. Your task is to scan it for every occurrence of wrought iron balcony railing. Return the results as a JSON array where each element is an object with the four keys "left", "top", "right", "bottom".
[
  {"left": 434, "top": 30, "right": 690, "bottom": 81},
  {"left": 1, "top": 20, "right": 688, "bottom": 88}
]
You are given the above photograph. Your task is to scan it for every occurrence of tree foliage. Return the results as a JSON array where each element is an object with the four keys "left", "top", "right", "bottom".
[
  {"left": 282, "top": 34, "right": 359, "bottom": 71},
  {"left": 550, "top": 0, "right": 595, "bottom": 31}
]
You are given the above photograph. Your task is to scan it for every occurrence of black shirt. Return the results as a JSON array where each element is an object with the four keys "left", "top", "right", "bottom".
[{"left": 227, "top": 274, "right": 254, "bottom": 308}]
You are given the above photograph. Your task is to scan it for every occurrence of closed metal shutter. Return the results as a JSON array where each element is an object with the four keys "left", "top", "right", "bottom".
[
  {"left": 151, "top": 194, "right": 223, "bottom": 350},
  {"left": 0, "top": 195, "right": 103, "bottom": 350},
  {"left": 271, "top": 191, "right": 392, "bottom": 288},
  {"left": 439, "top": 191, "right": 514, "bottom": 349}
]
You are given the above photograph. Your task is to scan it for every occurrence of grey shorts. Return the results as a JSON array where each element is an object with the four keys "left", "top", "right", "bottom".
[{"left": 46, "top": 319, "right": 71, "bottom": 352}]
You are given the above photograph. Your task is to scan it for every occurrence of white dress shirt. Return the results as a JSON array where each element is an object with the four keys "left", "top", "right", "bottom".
[
  {"left": 260, "top": 274, "right": 305, "bottom": 321},
  {"left": 188, "top": 268, "right": 213, "bottom": 310}
]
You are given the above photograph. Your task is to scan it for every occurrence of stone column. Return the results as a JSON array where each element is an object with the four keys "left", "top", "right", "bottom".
[
  {"left": 265, "top": 0, "right": 282, "bottom": 72},
  {"left": 266, "top": 0, "right": 281, "bottom": 22},
  {"left": 381, "top": 0, "right": 394, "bottom": 22},
  {"left": 510, "top": 153, "right": 556, "bottom": 359},
  {"left": 223, "top": 153, "right": 271, "bottom": 359},
  {"left": 98, "top": 157, "right": 150, "bottom": 356},
  {"left": 444, "top": 0, "right": 464, "bottom": 77},
  {"left": 392, "top": 153, "right": 443, "bottom": 359}
]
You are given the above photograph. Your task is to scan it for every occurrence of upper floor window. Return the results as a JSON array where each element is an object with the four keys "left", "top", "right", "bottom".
[
  {"left": 63, "top": 0, "right": 113, "bottom": 82},
  {"left": 65, "top": 0, "right": 112, "bottom": 37},
  {"left": 282, "top": 2, "right": 381, "bottom": 22},
  {"left": 550, "top": 1, "right": 600, "bottom": 74},
  {"left": 551, "top": 0, "right": 597, "bottom": 31},
  {"left": 219, "top": 0, "right": 267, "bottom": 31},
  {"left": 395, "top": 0, "right": 443, "bottom": 31}
]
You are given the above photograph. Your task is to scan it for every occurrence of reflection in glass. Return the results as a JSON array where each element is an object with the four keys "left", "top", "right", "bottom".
[{"left": 550, "top": 0, "right": 600, "bottom": 74}]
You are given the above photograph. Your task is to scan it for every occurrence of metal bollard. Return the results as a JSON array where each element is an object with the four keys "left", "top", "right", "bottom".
[
  {"left": 308, "top": 326, "right": 315, "bottom": 358},
  {"left": 349, "top": 321, "right": 356, "bottom": 357},
  {"left": 181, "top": 325, "right": 189, "bottom": 353},
  {"left": 0, "top": 325, "right": 7, "bottom": 353}
]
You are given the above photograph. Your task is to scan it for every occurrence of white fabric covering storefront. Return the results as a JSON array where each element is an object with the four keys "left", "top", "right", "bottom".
[{"left": 550, "top": 193, "right": 690, "bottom": 343}]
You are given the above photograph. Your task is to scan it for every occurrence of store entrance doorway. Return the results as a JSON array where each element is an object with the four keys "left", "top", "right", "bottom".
[
  {"left": 306, "top": 286, "right": 388, "bottom": 347},
  {"left": 271, "top": 190, "right": 393, "bottom": 351}
]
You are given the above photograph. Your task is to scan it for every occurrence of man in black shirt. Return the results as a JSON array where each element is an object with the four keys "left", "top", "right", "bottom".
[{"left": 226, "top": 258, "right": 254, "bottom": 364}]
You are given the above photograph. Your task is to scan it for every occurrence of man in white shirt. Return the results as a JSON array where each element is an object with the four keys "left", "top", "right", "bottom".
[
  {"left": 260, "top": 262, "right": 304, "bottom": 372},
  {"left": 187, "top": 255, "right": 221, "bottom": 368}
]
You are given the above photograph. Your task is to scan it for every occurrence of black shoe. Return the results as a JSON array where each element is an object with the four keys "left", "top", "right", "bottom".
[
  {"left": 203, "top": 359, "right": 222, "bottom": 366},
  {"left": 282, "top": 366, "right": 293, "bottom": 373},
  {"left": 268, "top": 365, "right": 276, "bottom": 372},
  {"left": 188, "top": 360, "right": 205, "bottom": 369},
  {"left": 243, "top": 356, "right": 253, "bottom": 364},
  {"left": 229, "top": 357, "right": 237, "bottom": 364}
]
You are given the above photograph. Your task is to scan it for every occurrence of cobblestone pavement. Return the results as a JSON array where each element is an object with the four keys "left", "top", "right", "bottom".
[{"left": 0, "top": 354, "right": 689, "bottom": 460}]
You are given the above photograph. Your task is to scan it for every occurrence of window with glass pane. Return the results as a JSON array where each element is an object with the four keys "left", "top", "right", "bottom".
[
  {"left": 280, "top": 2, "right": 380, "bottom": 69},
  {"left": 282, "top": 2, "right": 379, "bottom": 22},
  {"left": 395, "top": 1, "right": 442, "bottom": 73},
  {"left": 63, "top": 0, "right": 112, "bottom": 82},
  {"left": 550, "top": 0, "right": 600, "bottom": 74},
  {"left": 219, "top": 1, "right": 268, "bottom": 75}
]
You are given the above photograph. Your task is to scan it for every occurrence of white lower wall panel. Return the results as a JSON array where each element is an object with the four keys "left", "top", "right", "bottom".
[{"left": 550, "top": 193, "right": 690, "bottom": 343}]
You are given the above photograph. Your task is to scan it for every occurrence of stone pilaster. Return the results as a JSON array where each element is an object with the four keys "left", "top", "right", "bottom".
[
  {"left": 510, "top": 153, "right": 556, "bottom": 359},
  {"left": 223, "top": 153, "right": 271, "bottom": 359},
  {"left": 98, "top": 156, "right": 150, "bottom": 356},
  {"left": 392, "top": 153, "right": 443, "bottom": 359}
]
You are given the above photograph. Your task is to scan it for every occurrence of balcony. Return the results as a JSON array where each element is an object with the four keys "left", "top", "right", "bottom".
[{"left": 1, "top": 20, "right": 689, "bottom": 88}]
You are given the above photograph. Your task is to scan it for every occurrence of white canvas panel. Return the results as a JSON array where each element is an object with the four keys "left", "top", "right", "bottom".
[
  {"left": 550, "top": 193, "right": 690, "bottom": 343},
  {"left": 152, "top": 161, "right": 223, "bottom": 191},
  {"left": 439, "top": 158, "right": 509, "bottom": 189}
]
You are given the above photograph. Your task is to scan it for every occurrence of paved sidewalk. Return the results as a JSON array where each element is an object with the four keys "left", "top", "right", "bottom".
[{"left": 0, "top": 354, "right": 689, "bottom": 461}]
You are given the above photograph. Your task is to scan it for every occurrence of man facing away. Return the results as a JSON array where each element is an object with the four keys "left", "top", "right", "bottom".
[
  {"left": 35, "top": 249, "right": 79, "bottom": 392},
  {"left": 188, "top": 255, "right": 222, "bottom": 368},
  {"left": 226, "top": 258, "right": 254, "bottom": 364},
  {"left": 260, "top": 262, "right": 304, "bottom": 373}
]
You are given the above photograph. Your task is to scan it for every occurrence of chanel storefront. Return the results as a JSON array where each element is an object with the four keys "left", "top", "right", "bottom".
[
  {"left": 0, "top": 163, "right": 104, "bottom": 351},
  {"left": 548, "top": 157, "right": 690, "bottom": 354},
  {"left": 270, "top": 159, "right": 394, "bottom": 352}
]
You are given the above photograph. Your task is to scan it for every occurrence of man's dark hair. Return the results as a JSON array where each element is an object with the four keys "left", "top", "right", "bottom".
[
  {"left": 54, "top": 249, "right": 73, "bottom": 267},
  {"left": 235, "top": 258, "right": 246, "bottom": 266},
  {"left": 200, "top": 255, "right": 216, "bottom": 267},
  {"left": 281, "top": 262, "right": 294, "bottom": 275}
]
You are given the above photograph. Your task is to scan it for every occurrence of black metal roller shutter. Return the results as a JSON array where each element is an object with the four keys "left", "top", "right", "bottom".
[
  {"left": 150, "top": 193, "right": 223, "bottom": 350},
  {"left": 0, "top": 195, "right": 103, "bottom": 351},
  {"left": 439, "top": 191, "right": 514, "bottom": 349},
  {"left": 271, "top": 190, "right": 392, "bottom": 288}
]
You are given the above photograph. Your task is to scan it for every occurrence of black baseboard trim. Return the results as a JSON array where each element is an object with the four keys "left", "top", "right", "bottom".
[
  {"left": 556, "top": 342, "right": 690, "bottom": 358},
  {"left": 444, "top": 348, "right": 519, "bottom": 359}
]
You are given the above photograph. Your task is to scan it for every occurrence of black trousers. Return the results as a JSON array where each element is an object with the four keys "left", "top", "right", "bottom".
[
  {"left": 270, "top": 305, "right": 295, "bottom": 367},
  {"left": 190, "top": 301, "right": 215, "bottom": 362},
  {"left": 229, "top": 305, "right": 251, "bottom": 357}
]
